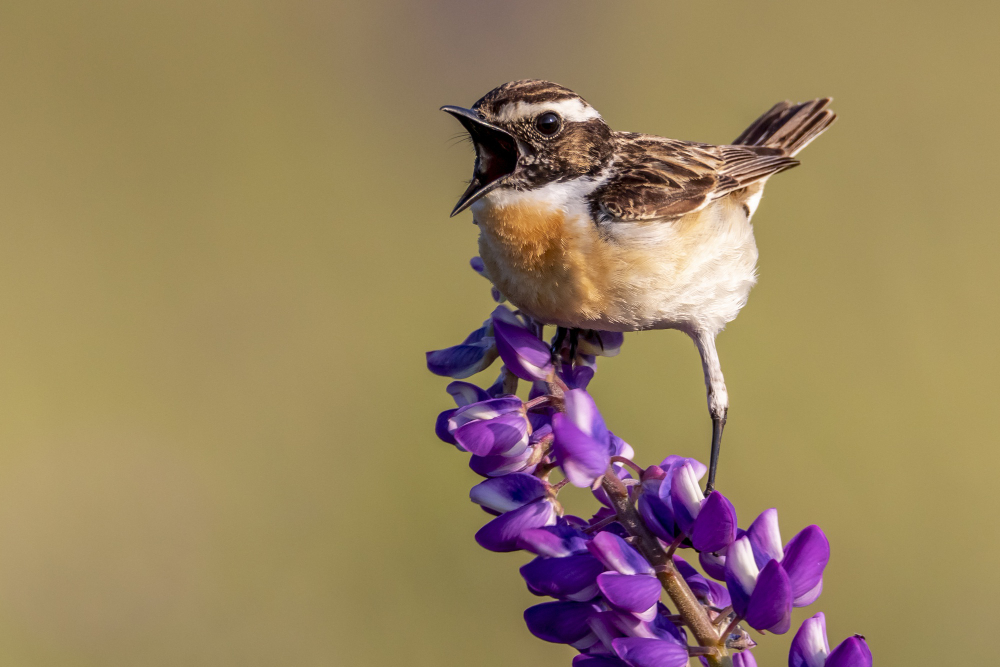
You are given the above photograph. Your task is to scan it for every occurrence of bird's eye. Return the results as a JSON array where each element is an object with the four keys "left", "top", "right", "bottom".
[{"left": 535, "top": 112, "right": 562, "bottom": 136}]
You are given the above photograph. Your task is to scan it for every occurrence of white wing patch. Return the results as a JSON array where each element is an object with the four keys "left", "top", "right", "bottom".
[{"left": 494, "top": 98, "right": 601, "bottom": 124}]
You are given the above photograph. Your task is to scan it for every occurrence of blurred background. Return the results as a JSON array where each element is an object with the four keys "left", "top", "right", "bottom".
[{"left": 0, "top": 1, "right": 996, "bottom": 665}]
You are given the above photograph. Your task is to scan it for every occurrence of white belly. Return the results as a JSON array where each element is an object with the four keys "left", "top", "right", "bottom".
[{"left": 602, "top": 196, "right": 759, "bottom": 334}]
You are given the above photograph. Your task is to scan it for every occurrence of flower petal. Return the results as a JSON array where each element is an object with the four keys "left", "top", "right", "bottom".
[
  {"left": 724, "top": 536, "right": 759, "bottom": 618},
  {"left": 690, "top": 491, "right": 738, "bottom": 553},
  {"left": 469, "top": 473, "right": 547, "bottom": 513},
  {"left": 518, "top": 524, "right": 591, "bottom": 558},
  {"left": 448, "top": 397, "right": 524, "bottom": 430},
  {"left": 587, "top": 531, "right": 654, "bottom": 576},
  {"left": 744, "top": 559, "right": 793, "bottom": 634},
  {"left": 659, "top": 456, "right": 707, "bottom": 481},
  {"left": 794, "top": 578, "right": 824, "bottom": 608},
  {"left": 706, "top": 580, "right": 731, "bottom": 609},
  {"left": 605, "top": 604, "right": 685, "bottom": 644},
  {"left": 492, "top": 306, "right": 553, "bottom": 381},
  {"left": 638, "top": 491, "right": 678, "bottom": 542},
  {"left": 453, "top": 413, "right": 529, "bottom": 457},
  {"left": 524, "top": 600, "right": 599, "bottom": 644},
  {"left": 782, "top": 525, "right": 830, "bottom": 602},
  {"left": 732, "top": 651, "right": 758, "bottom": 667},
  {"left": 552, "top": 413, "right": 611, "bottom": 488},
  {"left": 475, "top": 499, "right": 557, "bottom": 552},
  {"left": 573, "top": 654, "right": 630, "bottom": 667},
  {"left": 672, "top": 555, "right": 710, "bottom": 601},
  {"left": 789, "top": 612, "right": 830, "bottom": 667},
  {"left": 610, "top": 434, "right": 634, "bottom": 460},
  {"left": 435, "top": 409, "right": 457, "bottom": 445},
  {"left": 426, "top": 330, "right": 498, "bottom": 378},
  {"left": 699, "top": 549, "right": 727, "bottom": 581},
  {"left": 597, "top": 573, "right": 662, "bottom": 613},
  {"left": 747, "top": 508, "right": 785, "bottom": 569},
  {"left": 446, "top": 380, "right": 490, "bottom": 407},
  {"left": 669, "top": 462, "right": 704, "bottom": 535},
  {"left": 564, "top": 389, "right": 610, "bottom": 445},
  {"left": 468, "top": 446, "right": 536, "bottom": 477},
  {"left": 826, "top": 636, "right": 872, "bottom": 667},
  {"left": 564, "top": 365, "right": 595, "bottom": 389},
  {"left": 612, "top": 638, "right": 689, "bottom": 667},
  {"left": 522, "top": 553, "right": 605, "bottom": 601}
]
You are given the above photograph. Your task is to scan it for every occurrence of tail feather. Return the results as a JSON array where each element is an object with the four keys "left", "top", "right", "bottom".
[{"left": 733, "top": 98, "right": 837, "bottom": 157}]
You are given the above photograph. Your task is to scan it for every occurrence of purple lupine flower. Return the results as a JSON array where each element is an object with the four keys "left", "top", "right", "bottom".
[
  {"left": 428, "top": 304, "right": 869, "bottom": 666},
  {"left": 446, "top": 396, "right": 531, "bottom": 458},
  {"left": 448, "top": 396, "right": 523, "bottom": 431},
  {"left": 469, "top": 473, "right": 547, "bottom": 514},
  {"left": 789, "top": 613, "right": 872, "bottom": 667},
  {"left": 669, "top": 462, "right": 738, "bottom": 552},
  {"left": 582, "top": 604, "right": 689, "bottom": 665},
  {"left": 426, "top": 320, "right": 499, "bottom": 378},
  {"left": 603, "top": 602, "right": 686, "bottom": 644},
  {"left": 597, "top": 572, "right": 662, "bottom": 617},
  {"left": 522, "top": 552, "right": 606, "bottom": 601},
  {"left": 699, "top": 547, "right": 729, "bottom": 582},
  {"left": 636, "top": 457, "right": 705, "bottom": 542},
  {"left": 745, "top": 508, "right": 830, "bottom": 607},
  {"left": 587, "top": 532, "right": 654, "bottom": 576},
  {"left": 673, "top": 555, "right": 731, "bottom": 609},
  {"left": 552, "top": 413, "right": 611, "bottom": 488},
  {"left": 454, "top": 412, "right": 530, "bottom": 457},
  {"left": 475, "top": 498, "right": 558, "bottom": 552},
  {"left": 524, "top": 600, "right": 601, "bottom": 647},
  {"left": 636, "top": 458, "right": 737, "bottom": 553},
  {"left": 573, "top": 655, "right": 630, "bottom": 667},
  {"left": 611, "top": 637, "right": 688, "bottom": 667},
  {"left": 434, "top": 380, "right": 491, "bottom": 445},
  {"left": 518, "top": 523, "right": 591, "bottom": 557},
  {"left": 468, "top": 444, "right": 538, "bottom": 477},
  {"left": 446, "top": 380, "right": 490, "bottom": 406},
  {"left": 491, "top": 306, "right": 553, "bottom": 381},
  {"left": 552, "top": 389, "right": 614, "bottom": 487},
  {"left": 724, "top": 536, "right": 793, "bottom": 633}
]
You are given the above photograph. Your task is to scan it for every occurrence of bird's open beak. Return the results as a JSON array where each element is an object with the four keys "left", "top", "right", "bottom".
[{"left": 441, "top": 105, "right": 520, "bottom": 217}]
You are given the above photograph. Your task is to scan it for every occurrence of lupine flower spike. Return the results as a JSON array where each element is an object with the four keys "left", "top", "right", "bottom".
[{"left": 425, "top": 260, "right": 871, "bottom": 667}]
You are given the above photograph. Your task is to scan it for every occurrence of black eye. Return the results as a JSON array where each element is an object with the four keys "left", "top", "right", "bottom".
[{"left": 535, "top": 112, "right": 562, "bottom": 136}]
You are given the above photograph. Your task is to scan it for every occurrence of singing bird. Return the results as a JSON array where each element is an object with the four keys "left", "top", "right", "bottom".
[{"left": 442, "top": 80, "right": 835, "bottom": 492}]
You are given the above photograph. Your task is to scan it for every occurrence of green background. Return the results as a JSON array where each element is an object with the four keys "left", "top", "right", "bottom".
[{"left": 0, "top": 1, "right": 995, "bottom": 665}]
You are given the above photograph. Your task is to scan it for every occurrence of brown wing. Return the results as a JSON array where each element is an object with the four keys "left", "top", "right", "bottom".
[{"left": 589, "top": 133, "right": 799, "bottom": 223}]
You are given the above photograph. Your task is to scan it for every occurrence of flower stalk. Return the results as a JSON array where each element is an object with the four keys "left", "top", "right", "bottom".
[
  {"left": 425, "top": 261, "right": 871, "bottom": 667},
  {"left": 600, "top": 468, "right": 732, "bottom": 667}
]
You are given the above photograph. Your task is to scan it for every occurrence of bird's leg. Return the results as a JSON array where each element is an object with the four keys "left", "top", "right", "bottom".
[
  {"left": 550, "top": 326, "right": 569, "bottom": 361},
  {"left": 568, "top": 329, "right": 580, "bottom": 361},
  {"left": 691, "top": 331, "right": 729, "bottom": 495}
]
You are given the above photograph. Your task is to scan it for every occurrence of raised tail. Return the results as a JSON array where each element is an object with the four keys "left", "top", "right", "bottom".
[{"left": 733, "top": 98, "right": 837, "bottom": 156}]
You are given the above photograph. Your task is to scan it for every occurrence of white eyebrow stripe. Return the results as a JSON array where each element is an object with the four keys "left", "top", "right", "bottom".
[{"left": 495, "top": 98, "right": 602, "bottom": 124}]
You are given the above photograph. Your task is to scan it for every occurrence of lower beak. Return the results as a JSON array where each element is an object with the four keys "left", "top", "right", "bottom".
[{"left": 441, "top": 105, "right": 520, "bottom": 217}]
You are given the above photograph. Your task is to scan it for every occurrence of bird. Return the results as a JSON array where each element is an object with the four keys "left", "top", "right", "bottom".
[{"left": 441, "top": 80, "right": 836, "bottom": 493}]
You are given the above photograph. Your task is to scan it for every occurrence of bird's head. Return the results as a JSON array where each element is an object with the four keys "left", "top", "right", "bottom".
[{"left": 442, "top": 80, "right": 613, "bottom": 216}]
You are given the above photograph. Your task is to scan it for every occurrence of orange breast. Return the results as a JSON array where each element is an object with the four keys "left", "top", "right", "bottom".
[{"left": 474, "top": 199, "right": 617, "bottom": 326}]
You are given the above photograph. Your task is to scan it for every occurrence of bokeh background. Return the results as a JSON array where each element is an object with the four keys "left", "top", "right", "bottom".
[{"left": 0, "top": 1, "right": 996, "bottom": 665}]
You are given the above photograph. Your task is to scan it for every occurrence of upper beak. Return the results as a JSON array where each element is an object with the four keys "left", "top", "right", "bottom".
[{"left": 441, "top": 105, "right": 520, "bottom": 217}]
